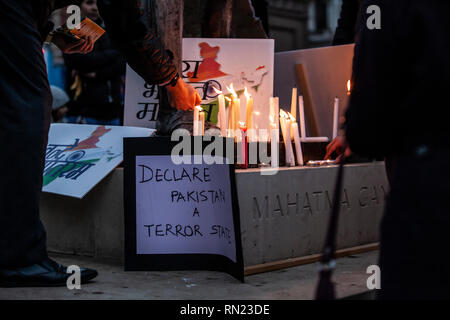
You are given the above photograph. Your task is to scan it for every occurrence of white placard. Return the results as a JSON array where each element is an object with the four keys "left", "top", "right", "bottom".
[
  {"left": 135, "top": 155, "right": 237, "bottom": 262},
  {"left": 125, "top": 38, "right": 274, "bottom": 132},
  {"left": 43, "top": 123, "right": 154, "bottom": 198}
]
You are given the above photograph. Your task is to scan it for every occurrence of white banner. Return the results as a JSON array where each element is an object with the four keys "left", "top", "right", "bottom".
[
  {"left": 125, "top": 38, "right": 274, "bottom": 132},
  {"left": 43, "top": 123, "right": 154, "bottom": 198}
]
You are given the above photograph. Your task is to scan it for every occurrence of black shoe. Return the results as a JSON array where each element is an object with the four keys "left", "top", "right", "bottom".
[{"left": 0, "top": 257, "right": 98, "bottom": 287}]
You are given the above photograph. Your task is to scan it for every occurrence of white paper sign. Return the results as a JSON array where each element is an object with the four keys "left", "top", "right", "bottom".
[
  {"left": 135, "top": 155, "right": 237, "bottom": 262},
  {"left": 43, "top": 124, "right": 155, "bottom": 198},
  {"left": 125, "top": 38, "right": 274, "bottom": 132}
]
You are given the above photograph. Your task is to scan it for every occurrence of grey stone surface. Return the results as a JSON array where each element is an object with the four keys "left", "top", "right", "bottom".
[
  {"left": 40, "top": 162, "right": 388, "bottom": 266},
  {"left": 0, "top": 251, "right": 379, "bottom": 300},
  {"left": 237, "top": 163, "right": 388, "bottom": 265}
]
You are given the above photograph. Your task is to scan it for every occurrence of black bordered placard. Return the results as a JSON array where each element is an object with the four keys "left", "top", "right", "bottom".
[{"left": 124, "top": 137, "right": 244, "bottom": 282}]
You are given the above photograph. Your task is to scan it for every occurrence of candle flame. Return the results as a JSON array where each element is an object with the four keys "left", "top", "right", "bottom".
[
  {"left": 347, "top": 80, "right": 351, "bottom": 94},
  {"left": 213, "top": 86, "right": 223, "bottom": 95},
  {"left": 280, "top": 109, "right": 288, "bottom": 119},
  {"left": 225, "top": 97, "right": 232, "bottom": 102},
  {"left": 244, "top": 87, "right": 251, "bottom": 99},
  {"left": 226, "top": 83, "right": 238, "bottom": 98}
]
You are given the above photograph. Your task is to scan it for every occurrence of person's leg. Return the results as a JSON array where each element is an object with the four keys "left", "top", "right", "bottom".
[{"left": 0, "top": 0, "right": 52, "bottom": 267}]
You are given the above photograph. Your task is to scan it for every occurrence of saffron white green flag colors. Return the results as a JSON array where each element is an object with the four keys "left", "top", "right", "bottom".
[
  {"left": 124, "top": 38, "right": 274, "bottom": 131},
  {"left": 42, "top": 123, "right": 155, "bottom": 199}
]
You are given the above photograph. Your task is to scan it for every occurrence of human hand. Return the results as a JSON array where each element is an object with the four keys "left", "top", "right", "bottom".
[
  {"left": 52, "top": 32, "right": 94, "bottom": 54},
  {"left": 166, "top": 78, "right": 202, "bottom": 111},
  {"left": 324, "top": 136, "right": 352, "bottom": 163}
]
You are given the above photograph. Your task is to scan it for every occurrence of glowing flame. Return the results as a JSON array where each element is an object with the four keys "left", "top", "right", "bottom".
[
  {"left": 213, "top": 86, "right": 223, "bottom": 95},
  {"left": 244, "top": 87, "right": 251, "bottom": 99},
  {"left": 225, "top": 97, "right": 232, "bottom": 102},
  {"left": 347, "top": 80, "right": 351, "bottom": 94},
  {"left": 280, "top": 110, "right": 288, "bottom": 119},
  {"left": 226, "top": 83, "right": 238, "bottom": 98}
]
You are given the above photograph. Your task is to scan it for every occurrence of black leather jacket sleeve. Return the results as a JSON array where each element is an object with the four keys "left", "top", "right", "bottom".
[{"left": 55, "top": 0, "right": 177, "bottom": 85}]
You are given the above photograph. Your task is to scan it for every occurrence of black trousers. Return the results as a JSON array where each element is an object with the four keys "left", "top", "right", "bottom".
[
  {"left": 0, "top": 0, "right": 52, "bottom": 267},
  {"left": 379, "top": 147, "right": 450, "bottom": 299}
]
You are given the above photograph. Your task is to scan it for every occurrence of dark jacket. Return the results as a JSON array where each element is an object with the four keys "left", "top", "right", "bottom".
[
  {"left": 345, "top": 0, "right": 450, "bottom": 158},
  {"left": 63, "top": 19, "right": 125, "bottom": 120},
  {"left": 332, "top": 0, "right": 361, "bottom": 45},
  {"left": 34, "top": 0, "right": 177, "bottom": 85}
]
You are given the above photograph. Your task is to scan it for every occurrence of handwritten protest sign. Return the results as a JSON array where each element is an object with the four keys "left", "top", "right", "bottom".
[
  {"left": 43, "top": 124, "right": 154, "bottom": 198},
  {"left": 124, "top": 38, "right": 274, "bottom": 131},
  {"left": 124, "top": 137, "right": 244, "bottom": 281}
]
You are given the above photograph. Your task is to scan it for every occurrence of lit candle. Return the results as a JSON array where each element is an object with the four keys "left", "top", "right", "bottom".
[
  {"left": 347, "top": 80, "right": 351, "bottom": 96},
  {"left": 299, "top": 95, "right": 306, "bottom": 138},
  {"left": 280, "top": 110, "right": 287, "bottom": 146},
  {"left": 199, "top": 110, "right": 205, "bottom": 136},
  {"left": 225, "top": 96, "right": 234, "bottom": 138},
  {"left": 227, "top": 84, "right": 240, "bottom": 140},
  {"left": 239, "top": 121, "right": 248, "bottom": 169},
  {"left": 289, "top": 112, "right": 304, "bottom": 166},
  {"left": 333, "top": 97, "right": 339, "bottom": 139},
  {"left": 193, "top": 105, "right": 202, "bottom": 136},
  {"left": 214, "top": 87, "right": 227, "bottom": 137},
  {"left": 285, "top": 116, "right": 295, "bottom": 167},
  {"left": 280, "top": 110, "right": 294, "bottom": 167},
  {"left": 244, "top": 88, "right": 254, "bottom": 142}
]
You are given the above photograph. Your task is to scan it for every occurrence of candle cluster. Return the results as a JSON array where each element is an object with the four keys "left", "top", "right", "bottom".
[{"left": 192, "top": 83, "right": 348, "bottom": 168}]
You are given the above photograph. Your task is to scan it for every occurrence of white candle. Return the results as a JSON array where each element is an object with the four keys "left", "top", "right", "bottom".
[
  {"left": 333, "top": 97, "right": 339, "bottom": 139},
  {"left": 200, "top": 110, "right": 205, "bottom": 136},
  {"left": 217, "top": 92, "right": 227, "bottom": 137},
  {"left": 292, "top": 122, "right": 304, "bottom": 166},
  {"left": 280, "top": 111, "right": 287, "bottom": 146},
  {"left": 245, "top": 88, "right": 253, "bottom": 142},
  {"left": 299, "top": 95, "right": 307, "bottom": 138},
  {"left": 285, "top": 118, "right": 295, "bottom": 166},
  {"left": 193, "top": 106, "right": 201, "bottom": 136},
  {"left": 270, "top": 122, "right": 279, "bottom": 168},
  {"left": 301, "top": 137, "right": 330, "bottom": 143},
  {"left": 235, "top": 95, "right": 241, "bottom": 138}
]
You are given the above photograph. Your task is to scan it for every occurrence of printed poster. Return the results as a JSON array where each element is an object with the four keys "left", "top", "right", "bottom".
[
  {"left": 125, "top": 38, "right": 274, "bottom": 132},
  {"left": 43, "top": 123, "right": 155, "bottom": 198}
]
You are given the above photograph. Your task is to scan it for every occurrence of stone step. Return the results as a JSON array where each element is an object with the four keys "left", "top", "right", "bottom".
[{"left": 40, "top": 162, "right": 388, "bottom": 267}]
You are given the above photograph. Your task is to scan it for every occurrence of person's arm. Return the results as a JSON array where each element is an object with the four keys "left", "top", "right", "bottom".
[
  {"left": 332, "top": 0, "right": 360, "bottom": 46},
  {"left": 97, "top": 0, "right": 176, "bottom": 85},
  {"left": 97, "top": 0, "right": 200, "bottom": 110},
  {"left": 344, "top": 0, "right": 402, "bottom": 158}
]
